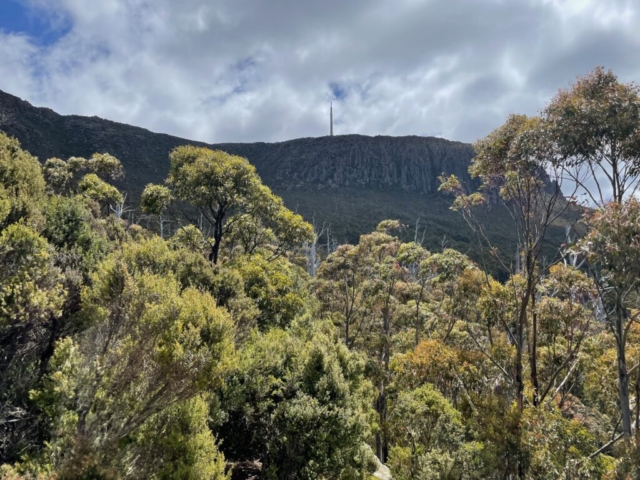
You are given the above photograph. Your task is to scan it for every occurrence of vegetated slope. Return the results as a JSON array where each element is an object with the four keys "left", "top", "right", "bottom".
[{"left": 0, "top": 89, "right": 572, "bottom": 273}]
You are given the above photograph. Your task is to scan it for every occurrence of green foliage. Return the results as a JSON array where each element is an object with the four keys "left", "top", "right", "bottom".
[
  {"left": 169, "top": 224, "right": 207, "bottom": 254},
  {"left": 119, "top": 235, "right": 176, "bottom": 276},
  {"left": 0, "top": 186, "right": 10, "bottom": 226},
  {"left": 29, "top": 260, "right": 235, "bottom": 475},
  {"left": 520, "top": 406, "right": 608, "bottom": 479},
  {"left": 78, "top": 173, "right": 123, "bottom": 210},
  {"left": 167, "top": 145, "right": 312, "bottom": 263},
  {"left": 168, "top": 146, "right": 258, "bottom": 210},
  {"left": 128, "top": 396, "right": 229, "bottom": 480},
  {"left": 268, "top": 202, "right": 314, "bottom": 254},
  {"left": 233, "top": 253, "right": 310, "bottom": 330},
  {"left": 579, "top": 197, "right": 640, "bottom": 438},
  {"left": 141, "top": 183, "right": 172, "bottom": 216},
  {"left": 545, "top": 67, "right": 640, "bottom": 195},
  {"left": 43, "top": 195, "right": 92, "bottom": 249},
  {"left": 3, "top": 72, "right": 640, "bottom": 477},
  {"left": 0, "top": 132, "right": 46, "bottom": 229},
  {"left": 581, "top": 198, "right": 640, "bottom": 291},
  {"left": 375, "top": 219, "right": 401, "bottom": 234},
  {"left": 316, "top": 227, "right": 484, "bottom": 464},
  {"left": 387, "top": 383, "right": 496, "bottom": 480},
  {"left": 0, "top": 163, "right": 109, "bottom": 464},
  {"left": 86, "top": 153, "right": 124, "bottom": 180},
  {"left": 42, "top": 158, "right": 73, "bottom": 193},
  {"left": 216, "top": 325, "right": 375, "bottom": 479},
  {"left": 387, "top": 384, "right": 467, "bottom": 479},
  {"left": 471, "top": 114, "right": 547, "bottom": 185},
  {"left": 42, "top": 153, "right": 123, "bottom": 199},
  {"left": 43, "top": 196, "right": 110, "bottom": 274},
  {"left": 0, "top": 224, "right": 65, "bottom": 325}
]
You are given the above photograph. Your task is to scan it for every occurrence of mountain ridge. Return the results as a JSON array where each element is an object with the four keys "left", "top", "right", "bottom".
[
  {"left": 0, "top": 88, "right": 568, "bottom": 274},
  {"left": 0, "top": 89, "right": 477, "bottom": 193}
]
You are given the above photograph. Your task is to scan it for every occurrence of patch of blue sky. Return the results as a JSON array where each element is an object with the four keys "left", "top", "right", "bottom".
[
  {"left": 0, "top": 0, "right": 69, "bottom": 46},
  {"left": 329, "top": 81, "right": 347, "bottom": 101},
  {"left": 200, "top": 56, "right": 259, "bottom": 107},
  {"left": 233, "top": 56, "right": 257, "bottom": 73}
]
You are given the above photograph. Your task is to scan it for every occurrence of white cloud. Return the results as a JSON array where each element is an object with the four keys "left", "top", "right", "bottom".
[
  {"left": 1, "top": 0, "right": 639, "bottom": 143},
  {"left": 0, "top": 32, "right": 40, "bottom": 98}
]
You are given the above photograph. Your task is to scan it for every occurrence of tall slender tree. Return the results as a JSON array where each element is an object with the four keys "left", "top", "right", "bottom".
[{"left": 546, "top": 67, "right": 640, "bottom": 438}]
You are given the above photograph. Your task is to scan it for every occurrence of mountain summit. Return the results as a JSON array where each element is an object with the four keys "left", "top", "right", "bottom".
[{"left": 0, "top": 89, "right": 567, "bottom": 269}]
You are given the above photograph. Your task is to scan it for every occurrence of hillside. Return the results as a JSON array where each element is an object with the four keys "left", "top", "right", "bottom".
[{"left": 0, "top": 89, "right": 570, "bottom": 272}]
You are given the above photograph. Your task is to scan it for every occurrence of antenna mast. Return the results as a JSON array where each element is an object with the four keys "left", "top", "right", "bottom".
[{"left": 330, "top": 101, "right": 333, "bottom": 136}]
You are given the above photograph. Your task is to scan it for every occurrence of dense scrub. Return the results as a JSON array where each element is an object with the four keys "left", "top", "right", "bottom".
[{"left": 2, "top": 68, "right": 640, "bottom": 479}]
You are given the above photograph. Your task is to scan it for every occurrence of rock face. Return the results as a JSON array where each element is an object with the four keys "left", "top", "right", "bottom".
[
  {"left": 0, "top": 89, "right": 476, "bottom": 198},
  {"left": 0, "top": 89, "right": 569, "bottom": 276},
  {"left": 216, "top": 135, "right": 477, "bottom": 194}
]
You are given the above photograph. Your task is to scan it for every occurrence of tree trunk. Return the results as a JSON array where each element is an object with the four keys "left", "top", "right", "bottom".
[
  {"left": 513, "top": 298, "right": 526, "bottom": 479},
  {"left": 414, "top": 285, "right": 424, "bottom": 347},
  {"left": 515, "top": 296, "right": 527, "bottom": 413},
  {"left": 530, "top": 292, "right": 539, "bottom": 406},
  {"left": 616, "top": 318, "right": 632, "bottom": 438},
  {"left": 308, "top": 241, "right": 317, "bottom": 278},
  {"left": 375, "top": 380, "right": 387, "bottom": 463},
  {"left": 515, "top": 337, "right": 524, "bottom": 412},
  {"left": 210, "top": 214, "right": 224, "bottom": 265},
  {"left": 635, "top": 364, "right": 640, "bottom": 444},
  {"left": 345, "top": 317, "right": 350, "bottom": 348},
  {"left": 39, "top": 316, "right": 59, "bottom": 378},
  {"left": 376, "top": 309, "right": 392, "bottom": 463}
]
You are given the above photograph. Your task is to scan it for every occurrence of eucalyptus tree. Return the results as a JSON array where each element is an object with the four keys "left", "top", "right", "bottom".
[
  {"left": 141, "top": 183, "right": 172, "bottom": 237},
  {"left": 316, "top": 221, "right": 481, "bottom": 463},
  {"left": 154, "top": 146, "right": 312, "bottom": 264},
  {"left": 546, "top": 67, "right": 640, "bottom": 439},
  {"left": 579, "top": 199, "right": 640, "bottom": 440},
  {"left": 545, "top": 67, "right": 640, "bottom": 207},
  {"left": 441, "top": 114, "right": 579, "bottom": 410}
]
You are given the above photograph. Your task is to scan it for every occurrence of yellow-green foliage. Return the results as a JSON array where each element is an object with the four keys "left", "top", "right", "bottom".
[
  {"left": 169, "top": 224, "right": 208, "bottom": 254},
  {"left": 86, "top": 153, "right": 124, "bottom": 180},
  {"left": 4, "top": 70, "right": 640, "bottom": 478},
  {"left": 129, "top": 396, "right": 229, "bottom": 480},
  {"left": 42, "top": 158, "right": 73, "bottom": 193},
  {"left": 387, "top": 384, "right": 470, "bottom": 480},
  {"left": 233, "top": 252, "right": 310, "bottom": 330},
  {"left": 164, "top": 145, "right": 312, "bottom": 263},
  {"left": 141, "top": 183, "right": 172, "bottom": 216},
  {"left": 28, "top": 256, "right": 235, "bottom": 475},
  {"left": 78, "top": 173, "right": 123, "bottom": 207},
  {"left": 0, "top": 224, "right": 65, "bottom": 325},
  {"left": 216, "top": 324, "right": 376, "bottom": 480},
  {"left": 520, "top": 406, "right": 609, "bottom": 479},
  {"left": 0, "top": 132, "right": 46, "bottom": 229}
]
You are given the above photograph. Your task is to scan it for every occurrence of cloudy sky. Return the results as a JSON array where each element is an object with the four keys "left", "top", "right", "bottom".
[{"left": 0, "top": 0, "right": 638, "bottom": 144}]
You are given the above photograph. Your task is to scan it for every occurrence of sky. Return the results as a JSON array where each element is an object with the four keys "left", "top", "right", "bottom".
[{"left": 0, "top": 0, "right": 638, "bottom": 144}]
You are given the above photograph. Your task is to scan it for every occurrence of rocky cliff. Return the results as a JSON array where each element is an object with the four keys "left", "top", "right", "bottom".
[
  {"left": 0, "top": 90, "right": 476, "bottom": 196},
  {"left": 216, "top": 135, "right": 477, "bottom": 193},
  {"left": 0, "top": 89, "right": 568, "bottom": 275}
]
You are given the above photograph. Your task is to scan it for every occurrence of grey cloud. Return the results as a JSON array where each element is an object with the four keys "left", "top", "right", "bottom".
[{"left": 1, "top": 0, "right": 639, "bottom": 144}]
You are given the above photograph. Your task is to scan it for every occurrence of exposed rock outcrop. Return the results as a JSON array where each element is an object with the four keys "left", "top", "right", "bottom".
[
  {"left": 0, "top": 89, "right": 570, "bottom": 276},
  {"left": 0, "top": 89, "right": 476, "bottom": 198}
]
